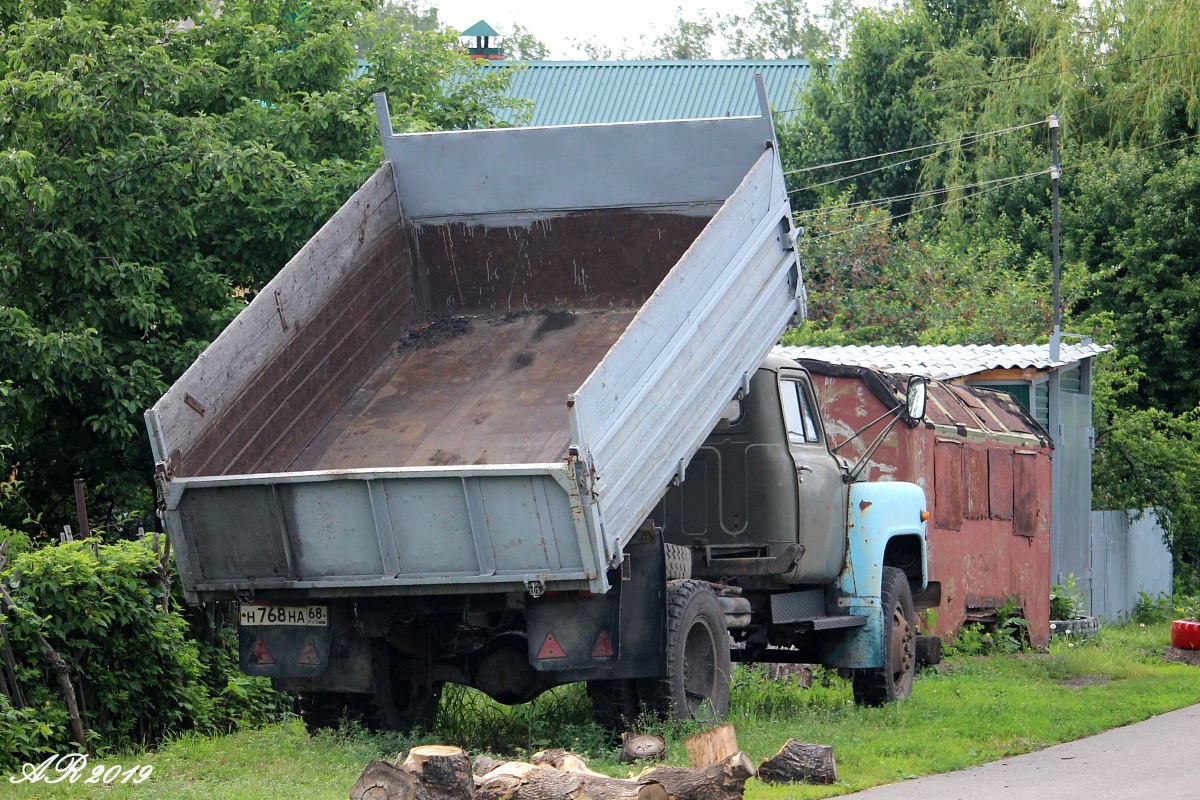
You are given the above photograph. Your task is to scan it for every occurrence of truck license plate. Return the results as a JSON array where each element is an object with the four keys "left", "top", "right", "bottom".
[{"left": 239, "top": 604, "right": 328, "bottom": 627}]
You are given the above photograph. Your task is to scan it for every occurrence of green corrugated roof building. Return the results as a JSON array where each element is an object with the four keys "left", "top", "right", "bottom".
[{"left": 478, "top": 60, "right": 824, "bottom": 127}]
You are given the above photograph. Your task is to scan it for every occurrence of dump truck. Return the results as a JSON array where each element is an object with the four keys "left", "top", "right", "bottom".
[{"left": 147, "top": 83, "right": 930, "bottom": 731}]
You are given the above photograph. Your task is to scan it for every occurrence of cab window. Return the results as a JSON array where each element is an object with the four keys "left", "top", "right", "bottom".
[{"left": 780, "top": 379, "right": 820, "bottom": 444}]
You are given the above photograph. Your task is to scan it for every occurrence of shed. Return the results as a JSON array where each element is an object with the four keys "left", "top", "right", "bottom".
[
  {"left": 790, "top": 357, "right": 1054, "bottom": 647},
  {"left": 779, "top": 342, "right": 1110, "bottom": 591}
]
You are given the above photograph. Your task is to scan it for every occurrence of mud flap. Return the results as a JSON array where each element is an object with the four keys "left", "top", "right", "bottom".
[
  {"left": 525, "top": 529, "right": 666, "bottom": 681},
  {"left": 239, "top": 623, "right": 332, "bottom": 678}
]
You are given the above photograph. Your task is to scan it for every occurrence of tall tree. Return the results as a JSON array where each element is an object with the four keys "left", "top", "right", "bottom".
[
  {"left": 723, "top": 0, "right": 856, "bottom": 60},
  {"left": 504, "top": 23, "right": 551, "bottom": 61},
  {"left": 0, "top": 0, "right": 522, "bottom": 532},
  {"left": 653, "top": 8, "right": 717, "bottom": 60}
]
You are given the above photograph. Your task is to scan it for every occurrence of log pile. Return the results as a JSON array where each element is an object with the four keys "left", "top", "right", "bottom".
[{"left": 350, "top": 745, "right": 756, "bottom": 800}]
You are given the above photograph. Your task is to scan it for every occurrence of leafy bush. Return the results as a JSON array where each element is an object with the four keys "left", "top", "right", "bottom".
[
  {"left": 946, "top": 598, "right": 1031, "bottom": 656},
  {"left": 0, "top": 538, "right": 286, "bottom": 773},
  {"left": 1050, "top": 575, "right": 1087, "bottom": 620}
]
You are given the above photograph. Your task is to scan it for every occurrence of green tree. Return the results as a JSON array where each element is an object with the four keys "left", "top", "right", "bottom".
[
  {"left": 723, "top": 0, "right": 856, "bottom": 60},
  {"left": 654, "top": 8, "right": 717, "bottom": 60},
  {"left": 0, "top": 0, "right": 521, "bottom": 532},
  {"left": 504, "top": 23, "right": 550, "bottom": 61}
]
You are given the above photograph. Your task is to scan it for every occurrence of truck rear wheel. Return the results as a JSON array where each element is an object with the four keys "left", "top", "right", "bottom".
[
  {"left": 585, "top": 679, "right": 641, "bottom": 733},
  {"left": 852, "top": 566, "right": 916, "bottom": 706},
  {"left": 294, "top": 642, "right": 442, "bottom": 734},
  {"left": 646, "top": 579, "right": 731, "bottom": 723}
]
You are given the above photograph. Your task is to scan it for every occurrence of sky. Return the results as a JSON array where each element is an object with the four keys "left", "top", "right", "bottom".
[{"left": 429, "top": 0, "right": 760, "bottom": 60}]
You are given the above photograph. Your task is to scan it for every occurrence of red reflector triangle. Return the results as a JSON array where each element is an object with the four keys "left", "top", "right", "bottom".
[
  {"left": 250, "top": 638, "right": 275, "bottom": 665},
  {"left": 536, "top": 632, "right": 567, "bottom": 660},
  {"left": 591, "top": 629, "right": 614, "bottom": 658},
  {"left": 298, "top": 638, "right": 321, "bottom": 666}
]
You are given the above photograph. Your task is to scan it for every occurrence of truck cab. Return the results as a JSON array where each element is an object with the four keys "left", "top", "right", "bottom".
[{"left": 638, "top": 354, "right": 930, "bottom": 711}]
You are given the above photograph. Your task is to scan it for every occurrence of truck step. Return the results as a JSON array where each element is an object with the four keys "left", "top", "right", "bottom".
[
  {"left": 804, "top": 615, "right": 867, "bottom": 631},
  {"left": 770, "top": 589, "right": 825, "bottom": 623},
  {"left": 770, "top": 590, "right": 866, "bottom": 630}
]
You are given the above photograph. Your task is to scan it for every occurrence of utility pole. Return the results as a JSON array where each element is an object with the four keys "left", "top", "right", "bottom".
[{"left": 1049, "top": 113, "right": 1062, "bottom": 363}]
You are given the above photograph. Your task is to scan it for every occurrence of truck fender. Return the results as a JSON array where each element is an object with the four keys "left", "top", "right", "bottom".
[{"left": 822, "top": 481, "right": 928, "bottom": 670}]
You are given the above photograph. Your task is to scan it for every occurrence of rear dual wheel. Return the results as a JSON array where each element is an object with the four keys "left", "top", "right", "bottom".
[{"left": 589, "top": 579, "right": 731, "bottom": 731}]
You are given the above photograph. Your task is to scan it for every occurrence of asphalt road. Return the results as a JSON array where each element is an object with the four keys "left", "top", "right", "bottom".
[{"left": 840, "top": 703, "right": 1200, "bottom": 800}]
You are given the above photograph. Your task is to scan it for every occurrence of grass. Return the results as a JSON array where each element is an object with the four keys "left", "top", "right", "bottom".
[{"left": 6, "top": 622, "right": 1200, "bottom": 799}]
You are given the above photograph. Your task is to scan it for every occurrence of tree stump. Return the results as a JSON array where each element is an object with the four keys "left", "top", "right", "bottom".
[
  {"left": 620, "top": 733, "right": 667, "bottom": 763},
  {"left": 401, "top": 746, "right": 475, "bottom": 800},
  {"left": 636, "top": 751, "right": 755, "bottom": 800},
  {"left": 756, "top": 739, "right": 838, "bottom": 785},
  {"left": 684, "top": 724, "right": 737, "bottom": 766},
  {"left": 350, "top": 760, "right": 417, "bottom": 800}
]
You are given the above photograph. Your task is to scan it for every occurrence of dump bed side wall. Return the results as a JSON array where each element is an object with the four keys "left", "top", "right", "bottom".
[
  {"left": 147, "top": 165, "right": 416, "bottom": 478},
  {"left": 572, "top": 149, "right": 802, "bottom": 561}
]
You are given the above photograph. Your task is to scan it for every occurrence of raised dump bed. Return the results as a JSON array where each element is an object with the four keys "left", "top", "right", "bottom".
[{"left": 148, "top": 89, "right": 803, "bottom": 603}]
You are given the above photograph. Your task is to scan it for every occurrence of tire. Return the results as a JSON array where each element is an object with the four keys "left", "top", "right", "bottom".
[
  {"left": 586, "top": 679, "right": 641, "bottom": 733},
  {"left": 644, "top": 579, "right": 731, "bottom": 723},
  {"left": 663, "top": 543, "right": 693, "bottom": 580},
  {"left": 853, "top": 566, "right": 916, "bottom": 706},
  {"left": 294, "top": 643, "right": 442, "bottom": 734}
]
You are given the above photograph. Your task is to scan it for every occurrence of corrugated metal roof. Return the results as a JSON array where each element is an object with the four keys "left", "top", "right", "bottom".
[
  {"left": 480, "top": 60, "right": 818, "bottom": 126},
  {"left": 775, "top": 342, "right": 1112, "bottom": 381}
]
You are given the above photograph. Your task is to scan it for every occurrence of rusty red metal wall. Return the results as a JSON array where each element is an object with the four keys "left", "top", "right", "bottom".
[{"left": 806, "top": 367, "right": 1052, "bottom": 648}]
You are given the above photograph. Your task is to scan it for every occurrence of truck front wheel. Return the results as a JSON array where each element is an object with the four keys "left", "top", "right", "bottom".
[
  {"left": 852, "top": 566, "right": 916, "bottom": 706},
  {"left": 645, "top": 579, "right": 731, "bottom": 723}
]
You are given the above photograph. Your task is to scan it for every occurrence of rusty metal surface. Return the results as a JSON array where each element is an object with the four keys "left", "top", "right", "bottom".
[
  {"left": 291, "top": 310, "right": 638, "bottom": 471},
  {"left": 413, "top": 211, "right": 710, "bottom": 313},
  {"left": 934, "top": 440, "right": 964, "bottom": 531},
  {"left": 803, "top": 366, "right": 1053, "bottom": 648}
]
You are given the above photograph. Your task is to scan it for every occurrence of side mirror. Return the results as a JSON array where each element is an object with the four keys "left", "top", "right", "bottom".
[{"left": 905, "top": 376, "right": 927, "bottom": 422}]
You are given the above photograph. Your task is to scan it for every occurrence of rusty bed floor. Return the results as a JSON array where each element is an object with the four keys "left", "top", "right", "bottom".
[{"left": 289, "top": 309, "right": 637, "bottom": 471}]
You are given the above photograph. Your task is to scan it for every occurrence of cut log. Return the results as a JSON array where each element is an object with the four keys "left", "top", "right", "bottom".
[
  {"left": 530, "top": 749, "right": 611, "bottom": 777},
  {"left": 476, "top": 763, "right": 667, "bottom": 800},
  {"left": 350, "top": 759, "right": 416, "bottom": 800},
  {"left": 636, "top": 751, "right": 755, "bottom": 800},
  {"left": 756, "top": 739, "right": 838, "bottom": 785},
  {"left": 684, "top": 724, "right": 737, "bottom": 766},
  {"left": 364, "top": 746, "right": 756, "bottom": 800},
  {"left": 400, "top": 745, "right": 475, "bottom": 800},
  {"left": 473, "top": 755, "right": 505, "bottom": 776}
]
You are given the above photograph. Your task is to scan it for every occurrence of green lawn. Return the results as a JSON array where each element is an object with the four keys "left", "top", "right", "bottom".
[{"left": 7, "top": 623, "right": 1199, "bottom": 799}]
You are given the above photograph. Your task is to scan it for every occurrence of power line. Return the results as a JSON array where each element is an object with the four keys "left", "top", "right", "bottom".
[
  {"left": 790, "top": 121, "right": 1043, "bottom": 194},
  {"left": 774, "top": 48, "right": 1200, "bottom": 115},
  {"left": 795, "top": 128, "right": 1200, "bottom": 241},
  {"left": 784, "top": 120, "right": 1041, "bottom": 177},
  {"left": 800, "top": 171, "right": 1043, "bottom": 242},
  {"left": 800, "top": 170, "right": 1047, "bottom": 222}
]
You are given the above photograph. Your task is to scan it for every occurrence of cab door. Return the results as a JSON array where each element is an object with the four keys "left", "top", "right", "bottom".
[{"left": 778, "top": 370, "right": 848, "bottom": 583}]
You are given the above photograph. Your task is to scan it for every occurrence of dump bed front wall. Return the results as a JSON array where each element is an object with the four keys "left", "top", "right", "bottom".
[
  {"left": 413, "top": 211, "right": 710, "bottom": 313},
  {"left": 572, "top": 150, "right": 802, "bottom": 561},
  {"left": 147, "top": 165, "right": 416, "bottom": 478},
  {"left": 380, "top": 115, "right": 777, "bottom": 221}
]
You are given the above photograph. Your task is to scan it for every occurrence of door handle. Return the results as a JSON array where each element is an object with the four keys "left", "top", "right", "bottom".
[{"left": 796, "top": 464, "right": 812, "bottom": 483}]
